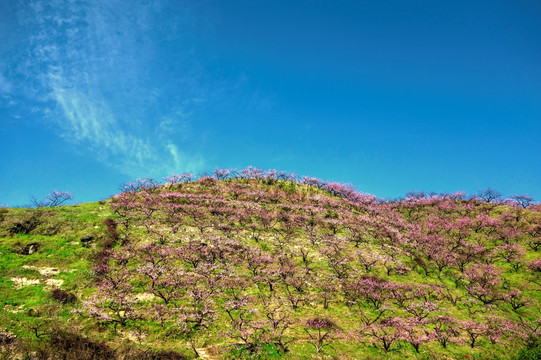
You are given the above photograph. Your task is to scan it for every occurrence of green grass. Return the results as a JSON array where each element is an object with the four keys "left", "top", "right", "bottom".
[{"left": 0, "top": 180, "right": 540, "bottom": 359}]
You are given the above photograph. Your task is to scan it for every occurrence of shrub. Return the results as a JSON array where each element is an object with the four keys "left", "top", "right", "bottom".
[
  {"left": 13, "top": 241, "right": 40, "bottom": 255},
  {"left": 81, "top": 235, "right": 95, "bottom": 247},
  {"left": 49, "top": 330, "right": 115, "bottom": 359},
  {"left": 9, "top": 212, "right": 43, "bottom": 235},
  {"left": 98, "top": 237, "right": 117, "bottom": 249},
  {"left": 17, "top": 329, "right": 115, "bottom": 360},
  {"left": 0, "top": 208, "right": 8, "bottom": 223},
  {"left": 198, "top": 176, "right": 217, "bottom": 186},
  {"left": 0, "top": 330, "right": 17, "bottom": 346},
  {"left": 50, "top": 289, "right": 77, "bottom": 304},
  {"left": 528, "top": 259, "right": 541, "bottom": 273},
  {"left": 104, "top": 218, "right": 119, "bottom": 243}
]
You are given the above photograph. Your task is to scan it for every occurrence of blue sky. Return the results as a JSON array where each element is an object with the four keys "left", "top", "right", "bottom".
[{"left": 1, "top": 0, "right": 540, "bottom": 206}]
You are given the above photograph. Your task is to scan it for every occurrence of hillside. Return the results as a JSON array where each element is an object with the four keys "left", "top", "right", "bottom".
[{"left": 1, "top": 168, "right": 540, "bottom": 359}]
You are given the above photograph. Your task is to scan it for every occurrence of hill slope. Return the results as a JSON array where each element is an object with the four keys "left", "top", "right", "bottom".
[{"left": 1, "top": 170, "right": 540, "bottom": 359}]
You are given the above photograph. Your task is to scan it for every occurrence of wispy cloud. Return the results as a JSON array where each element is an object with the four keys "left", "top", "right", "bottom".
[
  {"left": 8, "top": 0, "right": 207, "bottom": 177},
  {"left": 0, "top": 71, "right": 12, "bottom": 96}
]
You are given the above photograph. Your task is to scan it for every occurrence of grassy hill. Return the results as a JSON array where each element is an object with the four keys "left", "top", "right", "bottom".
[{"left": 1, "top": 169, "right": 540, "bottom": 359}]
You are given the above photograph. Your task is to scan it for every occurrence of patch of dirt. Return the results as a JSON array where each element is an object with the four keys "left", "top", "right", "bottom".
[
  {"left": 134, "top": 292, "right": 156, "bottom": 302},
  {"left": 45, "top": 279, "right": 64, "bottom": 287},
  {"left": 195, "top": 347, "right": 219, "bottom": 360},
  {"left": 3, "top": 304, "right": 25, "bottom": 313},
  {"left": 121, "top": 329, "right": 147, "bottom": 343},
  {"left": 22, "top": 265, "right": 60, "bottom": 276},
  {"left": 10, "top": 277, "right": 40, "bottom": 288},
  {"left": 0, "top": 330, "right": 17, "bottom": 346}
]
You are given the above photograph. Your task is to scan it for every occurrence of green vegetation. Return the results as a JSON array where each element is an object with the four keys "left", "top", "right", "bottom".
[{"left": 0, "top": 170, "right": 540, "bottom": 359}]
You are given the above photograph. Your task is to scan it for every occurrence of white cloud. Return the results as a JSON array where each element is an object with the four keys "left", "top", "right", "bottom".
[
  {"left": 0, "top": 71, "right": 12, "bottom": 95},
  {"left": 50, "top": 79, "right": 200, "bottom": 177},
  {"left": 11, "top": 0, "right": 206, "bottom": 177},
  {"left": 167, "top": 143, "right": 180, "bottom": 167}
]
